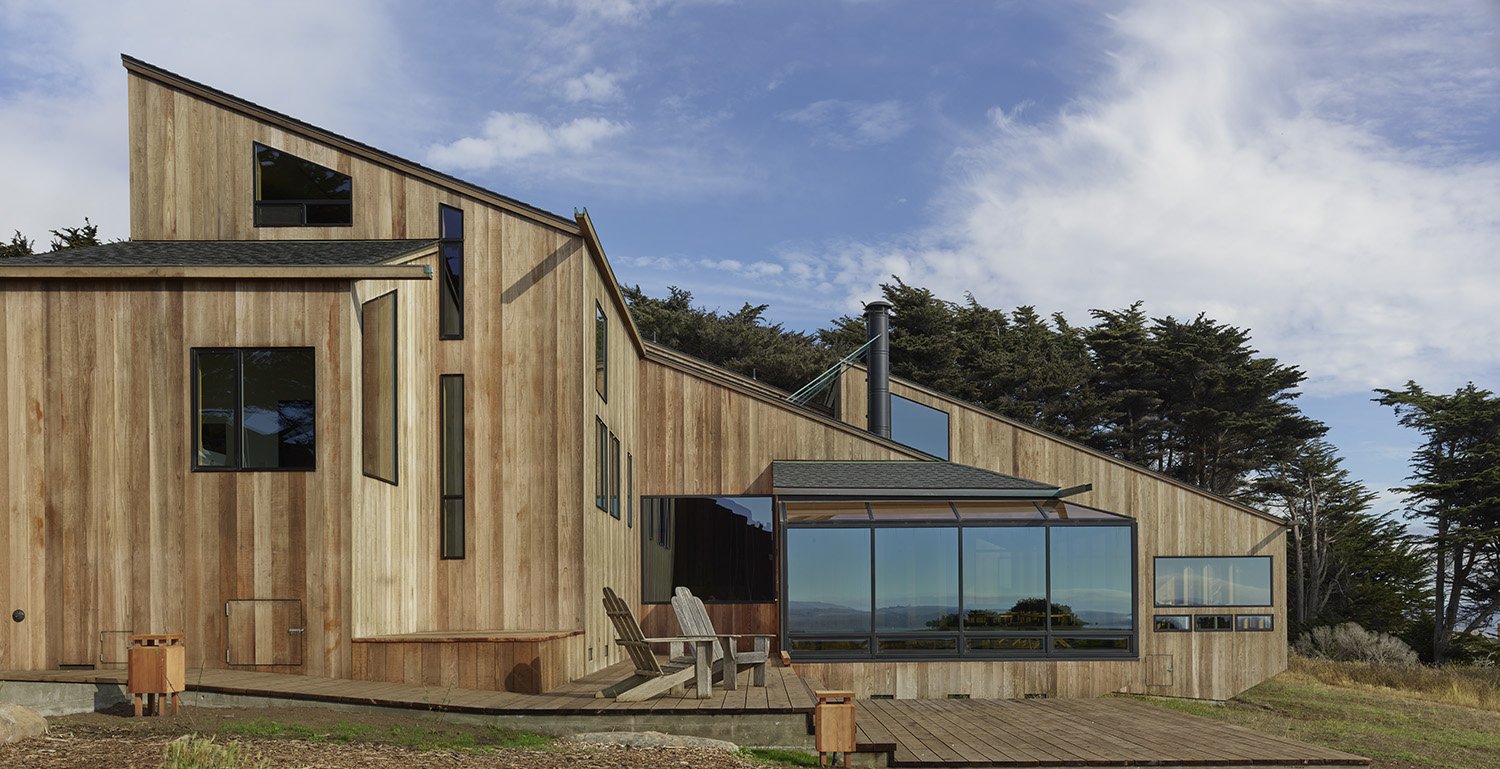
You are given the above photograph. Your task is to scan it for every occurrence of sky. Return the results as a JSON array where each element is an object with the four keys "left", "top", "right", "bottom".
[{"left": 2, "top": 0, "right": 1498, "bottom": 520}]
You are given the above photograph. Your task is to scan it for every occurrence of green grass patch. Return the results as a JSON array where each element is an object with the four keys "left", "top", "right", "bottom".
[
  {"left": 738, "top": 747, "right": 822, "bottom": 767},
  {"left": 160, "top": 736, "right": 270, "bottom": 769},
  {"left": 217, "top": 717, "right": 552, "bottom": 753},
  {"left": 1136, "top": 658, "right": 1500, "bottom": 769}
]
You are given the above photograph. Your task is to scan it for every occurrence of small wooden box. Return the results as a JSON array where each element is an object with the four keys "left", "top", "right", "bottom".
[
  {"left": 127, "top": 644, "right": 185, "bottom": 693},
  {"left": 814, "top": 689, "right": 857, "bottom": 762}
]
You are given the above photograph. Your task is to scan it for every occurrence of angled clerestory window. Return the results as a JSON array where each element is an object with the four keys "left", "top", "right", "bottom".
[{"left": 253, "top": 143, "right": 352, "bottom": 227}]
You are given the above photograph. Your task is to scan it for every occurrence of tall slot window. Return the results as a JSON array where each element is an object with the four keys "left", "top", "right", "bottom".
[
  {"left": 439, "top": 204, "right": 464, "bottom": 339},
  {"left": 439, "top": 375, "right": 465, "bottom": 559},
  {"left": 361, "top": 292, "right": 398, "bottom": 484},
  {"left": 253, "top": 143, "right": 352, "bottom": 226},
  {"left": 595, "top": 418, "right": 609, "bottom": 511},
  {"left": 192, "top": 348, "right": 316, "bottom": 471},
  {"left": 609, "top": 434, "right": 622, "bottom": 519},
  {"left": 626, "top": 454, "right": 634, "bottom": 528},
  {"left": 594, "top": 303, "right": 608, "bottom": 401}
]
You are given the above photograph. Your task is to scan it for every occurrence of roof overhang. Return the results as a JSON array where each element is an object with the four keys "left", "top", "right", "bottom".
[
  {"left": 0, "top": 263, "right": 433, "bottom": 281},
  {"left": 774, "top": 484, "right": 1092, "bottom": 499}
]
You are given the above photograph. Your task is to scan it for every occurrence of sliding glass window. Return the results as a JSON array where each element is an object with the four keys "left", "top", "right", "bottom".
[
  {"left": 1154, "top": 556, "right": 1272, "bottom": 607},
  {"left": 439, "top": 204, "right": 464, "bottom": 340},
  {"left": 782, "top": 499, "right": 1136, "bottom": 660},
  {"left": 439, "top": 375, "right": 465, "bottom": 559},
  {"left": 192, "top": 348, "right": 315, "bottom": 471}
]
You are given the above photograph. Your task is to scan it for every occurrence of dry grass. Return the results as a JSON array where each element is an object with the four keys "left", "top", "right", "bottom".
[{"left": 1289, "top": 655, "right": 1500, "bottom": 712}]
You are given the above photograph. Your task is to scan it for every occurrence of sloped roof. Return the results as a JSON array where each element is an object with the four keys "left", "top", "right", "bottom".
[
  {"left": 0, "top": 240, "right": 437, "bottom": 267},
  {"left": 773, "top": 460, "right": 1066, "bottom": 498}
]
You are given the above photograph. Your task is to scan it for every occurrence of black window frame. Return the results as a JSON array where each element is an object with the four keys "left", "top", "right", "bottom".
[
  {"left": 1195, "top": 614, "right": 1233, "bottom": 632},
  {"left": 595, "top": 418, "right": 609, "bottom": 512},
  {"left": 594, "top": 303, "right": 608, "bottom": 402},
  {"left": 640, "top": 495, "right": 778, "bottom": 605},
  {"left": 438, "top": 204, "right": 464, "bottom": 340},
  {"left": 626, "top": 453, "right": 634, "bottom": 528},
  {"left": 1235, "top": 614, "right": 1275, "bottom": 632},
  {"left": 1153, "top": 614, "right": 1192, "bottom": 632},
  {"left": 252, "top": 142, "right": 352, "bottom": 228},
  {"left": 1153, "top": 555, "right": 1274, "bottom": 608},
  {"left": 439, "top": 374, "right": 465, "bottom": 560},
  {"left": 609, "top": 433, "right": 622, "bottom": 519},
  {"left": 780, "top": 498, "right": 1138, "bottom": 662},
  {"left": 190, "top": 347, "right": 317, "bottom": 472}
]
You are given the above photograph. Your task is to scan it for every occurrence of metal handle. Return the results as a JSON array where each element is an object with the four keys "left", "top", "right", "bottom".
[{"left": 287, "top": 627, "right": 305, "bottom": 635}]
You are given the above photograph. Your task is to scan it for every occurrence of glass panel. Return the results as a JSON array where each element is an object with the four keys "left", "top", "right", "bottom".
[
  {"left": 878, "top": 637, "right": 958, "bottom": 652},
  {"left": 875, "top": 527, "right": 958, "bottom": 632},
  {"left": 441, "top": 498, "right": 465, "bottom": 559},
  {"left": 963, "top": 527, "right": 1047, "bottom": 631},
  {"left": 786, "top": 528, "right": 872, "bottom": 633},
  {"left": 1154, "top": 557, "right": 1273, "bottom": 607},
  {"left": 626, "top": 454, "right": 633, "bottom": 528},
  {"left": 439, "top": 242, "right": 463, "bottom": 339},
  {"left": 594, "top": 304, "right": 608, "bottom": 400},
  {"left": 784, "top": 501, "right": 869, "bottom": 522},
  {"left": 1154, "top": 615, "right": 1191, "bottom": 632},
  {"left": 1195, "top": 614, "right": 1233, "bottom": 631},
  {"left": 890, "top": 393, "right": 949, "bottom": 459},
  {"left": 1052, "top": 637, "right": 1129, "bottom": 651},
  {"left": 789, "top": 639, "right": 870, "bottom": 653},
  {"left": 195, "top": 351, "right": 237, "bottom": 468},
  {"left": 440, "top": 205, "right": 464, "bottom": 239},
  {"left": 595, "top": 419, "right": 608, "bottom": 510},
  {"left": 360, "top": 292, "right": 397, "bottom": 484},
  {"left": 1236, "top": 614, "right": 1274, "bottom": 631},
  {"left": 609, "top": 434, "right": 621, "bottom": 518},
  {"left": 868, "top": 501, "right": 956, "bottom": 520},
  {"left": 641, "top": 497, "right": 775, "bottom": 603},
  {"left": 240, "top": 349, "right": 315, "bottom": 469},
  {"left": 1048, "top": 526, "right": 1133, "bottom": 630},
  {"left": 255, "top": 143, "right": 351, "bottom": 202},
  {"left": 1045, "top": 501, "right": 1130, "bottom": 520},
  {"left": 953, "top": 501, "right": 1045, "bottom": 520},
  {"left": 966, "top": 637, "right": 1044, "bottom": 652},
  {"left": 440, "top": 376, "right": 464, "bottom": 497}
]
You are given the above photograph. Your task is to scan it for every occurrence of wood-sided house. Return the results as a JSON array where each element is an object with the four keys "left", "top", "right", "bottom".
[{"left": 0, "top": 56, "right": 1286, "bottom": 702}]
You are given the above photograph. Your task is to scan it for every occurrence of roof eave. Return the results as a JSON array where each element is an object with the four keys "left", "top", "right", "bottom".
[
  {"left": 0, "top": 264, "right": 433, "bottom": 281},
  {"left": 773, "top": 487, "right": 1065, "bottom": 499}
]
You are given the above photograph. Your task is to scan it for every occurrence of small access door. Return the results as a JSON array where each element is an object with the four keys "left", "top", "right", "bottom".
[
  {"left": 1146, "top": 653, "right": 1174, "bottom": 688},
  {"left": 225, "top": 599, "right": 304, "bottom": 666}
]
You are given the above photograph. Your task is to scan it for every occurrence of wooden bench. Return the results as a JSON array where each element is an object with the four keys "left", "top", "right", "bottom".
[{"left": 351, "top": 629, "right": 584, "bottom": 694}]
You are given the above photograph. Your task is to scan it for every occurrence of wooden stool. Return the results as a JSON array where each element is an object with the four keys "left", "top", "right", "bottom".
[
  {"left": 127, "top": 633, "right": 185, "bottom": 716},
  {"left": 814, "top": 689, "right": 856, "bottom": 768}
]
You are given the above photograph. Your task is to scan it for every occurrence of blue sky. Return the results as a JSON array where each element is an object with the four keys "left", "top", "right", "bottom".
[{"left": 3, "top": 0, "right": 1498, "bottom": 519}]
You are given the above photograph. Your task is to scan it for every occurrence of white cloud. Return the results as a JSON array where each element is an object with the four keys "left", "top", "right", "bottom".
[
  {"left": 781, "top": 99, "right": 911, "bottom": 147},
  {"left": 0, "top": 0, "right": 411, "bottom": 242},
  {"left": 426, "top": 112, "right": 628, "bottom": 171},
  {"left": 783, "top": 1, "right": 1500, "bottom": 396},
  {"left": 563, "top": 68, "right": 625, "bottom": 102}
]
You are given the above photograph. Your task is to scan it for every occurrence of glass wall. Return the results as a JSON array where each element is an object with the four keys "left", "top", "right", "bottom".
[
  {"left": 783, "top": 499, "right": 1136, "bottom": 659},
  {"left": 642, "top": 496, "right": 776, "bottom": 603},
  {"left": 890, "top": 394, "right": 949, "bottom": 459},
  {"left": 1154, "top": 556, "right": 1272, "bottom": 607}
]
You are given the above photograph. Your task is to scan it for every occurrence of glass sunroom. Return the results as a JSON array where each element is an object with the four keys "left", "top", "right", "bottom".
[{"left": 772, "top": 461, "right": 1136, "bottom": 661}]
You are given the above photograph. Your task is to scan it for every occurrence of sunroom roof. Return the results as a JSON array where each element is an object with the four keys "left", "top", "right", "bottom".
[
  {"left": 0, "top": 239, "right": 438, "bottom": 267},
  {"left": 772, "top": 460, "right": 1082, "bottom": 498}
]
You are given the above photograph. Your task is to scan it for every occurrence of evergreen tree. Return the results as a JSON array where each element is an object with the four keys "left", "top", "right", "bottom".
[
  {"left": 1085, "top": 303, "right": 1164, "bottom": 466},
  {"left": 1375, "top": 382, "right": 1500, "bottom": 665},
  {"left": 0, "top": 230, "right": 33, "bottom": 258},
  {"left": 48, "top": 218, "right": 101, "bottom": 250}
]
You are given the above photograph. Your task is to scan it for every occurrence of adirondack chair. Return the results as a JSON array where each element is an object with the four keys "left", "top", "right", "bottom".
[
  {"left": 598, "top": 586, "right": 717, "bottom": 701},
  {"left": 671, "top": 586, "right": 773, "bottom": 689}
]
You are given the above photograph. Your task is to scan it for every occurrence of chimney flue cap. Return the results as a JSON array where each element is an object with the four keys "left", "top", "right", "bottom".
[{"left": 864, "top": 300, "right": 893, "bottom": 312}]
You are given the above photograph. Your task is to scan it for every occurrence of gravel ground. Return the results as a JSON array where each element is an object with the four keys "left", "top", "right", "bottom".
[{"left": 0, "top": 707, "right": 779, "bottom": 769}]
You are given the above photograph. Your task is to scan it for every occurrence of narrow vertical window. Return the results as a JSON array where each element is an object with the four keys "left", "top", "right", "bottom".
[
  {"left": 594, "top": 303, "right": 608, "bottom": 401},
  {"left": 361, "top": 291, "right": 398, "bottom": 484},
  {"left": 609, "top": 433, "right": 622, "bottom": 519},
  {"left": 439, "top": 204, "right": 464, "bottom": 340},
  {"left": 440, "top": 375, "right": 465, "bottom": 559},
  {"left": 595, "top": 418, "right": 608, "bottom": 511},
  {"left": 194, "top": 350, "right": 239, "bottom": 468},
  {"left": 626, "top": 453, "right": 634, "bottom": 528}
]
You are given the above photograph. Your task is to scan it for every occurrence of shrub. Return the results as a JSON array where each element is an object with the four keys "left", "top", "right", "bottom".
[
  {"left": 160, "top": 736, "right": 269, "bottom": 769},
  {"left": 1294, "top": 622, "right": 1419, "bottom": 666}
]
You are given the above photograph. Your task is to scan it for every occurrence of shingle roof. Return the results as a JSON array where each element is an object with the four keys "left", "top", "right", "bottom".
[
  {"left": 773, "top": 460, "right": 1061, "bottom": 497},
  {"left": 0, "top": 240, "right": 437, "bottom": 267}
]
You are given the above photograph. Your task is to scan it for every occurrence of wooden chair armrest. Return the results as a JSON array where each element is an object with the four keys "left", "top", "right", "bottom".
[{"left": 637, "top": 635, "right": 715, "bottom": 643}]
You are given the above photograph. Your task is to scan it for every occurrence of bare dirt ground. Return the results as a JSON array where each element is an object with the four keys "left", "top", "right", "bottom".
[{"left": 0, "top": 706, "right": 782, "bottom": 768}]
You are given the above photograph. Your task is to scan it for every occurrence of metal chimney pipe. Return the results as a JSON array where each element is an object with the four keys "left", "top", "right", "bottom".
[{"left": 865, "top": 300, "right": 892, "bottom": 439}]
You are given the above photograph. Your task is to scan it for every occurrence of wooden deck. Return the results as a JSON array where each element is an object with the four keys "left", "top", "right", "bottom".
[
  {"left": 855, "top": 697, "right": 1369, "bottom": 767},
  {"left": 0, "top": 660, "right": 816, "bottom": 715}
]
